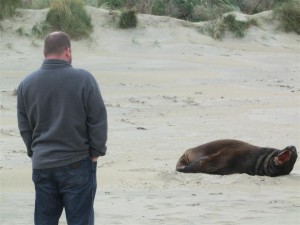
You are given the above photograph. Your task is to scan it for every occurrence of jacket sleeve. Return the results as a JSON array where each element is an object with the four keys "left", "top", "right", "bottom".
[
  {"left": 85, "top": 75, "right": 108, "bottom": 157},
  {"left": 17, "top": 84, "right": 33, "bottom": 158}
]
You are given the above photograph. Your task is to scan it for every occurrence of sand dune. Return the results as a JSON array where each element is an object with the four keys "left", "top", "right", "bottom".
[{"left": 0, "top": 7, "right": 299, "bottom": 224}]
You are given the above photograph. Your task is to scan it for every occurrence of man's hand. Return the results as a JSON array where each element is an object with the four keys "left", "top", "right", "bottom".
[{"left": 91, "top": 157, "right": 98, "bottom": 162}]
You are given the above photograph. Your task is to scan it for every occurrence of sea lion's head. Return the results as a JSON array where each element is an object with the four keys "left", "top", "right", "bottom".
[{"left": 269, "top": 146, "right": 298, "bottom": 176}]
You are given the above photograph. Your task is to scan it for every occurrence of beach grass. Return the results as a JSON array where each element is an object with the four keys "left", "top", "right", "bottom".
[
  {"left": 2, "top": 0, "right": 298, "bottom": 41},
  {"left": 118, "top": 10, "right": 137, "bottom": 29},
  {"left": 97, "top": 0, "right": 126, "bottom": 9},
  {"left": 205, "top": 14, "right": 258, "bottom": 40},
  {"left": 274, "top": 0, "right": 300, "bottom": 34},
  {"left": 32, "top": 0, "right": 93, "bottom": 39},
  {"left": 223, "top": 14, "right": 258, "bottom": 38},
  {"left": 0, "top": 0, "right": 21, "bottom": 20}
]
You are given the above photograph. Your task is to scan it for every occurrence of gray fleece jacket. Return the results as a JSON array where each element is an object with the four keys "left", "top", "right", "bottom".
[{"left": 17, "top": 59, "right": 107, "bottom": 169}]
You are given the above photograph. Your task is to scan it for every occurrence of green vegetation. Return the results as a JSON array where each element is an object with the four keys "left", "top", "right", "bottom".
[
  {"left": 151, "top": 0, "right": 167, "bottom": 16},
  {"left": 0, "top": 0, "right": 21, "bottom": 20},
  {"left": 191, "top": 1, "right": 237, "bottom": 21},
  {"left": 274, "top": 0, "right": 300, "bottom": 34},
  {"left": 1, "top": 0, "right": 299, "bottom": 40},
  {"left": 30, "top": 0, "right": 51, "bottom": 9},
  {"left": 223, "top": 14, "right": 257, "bottom": 38},
  {"left": 97, "top": 0, "right": 126, "bottom": 9},
  {"left": 32, "top": 22, "right": 50, "bottom": 39},
  {"left": 205, "top": 14, "right": 258, "bottom": 40},
  {"left": 118, "top": 10, "right": 137, "bottom": 29},
  {"left": 32, "top": 0, "right": 93, "bottom": 39},
  {"left": 16, "top": 27, "right": 30, "bottom": 37}
]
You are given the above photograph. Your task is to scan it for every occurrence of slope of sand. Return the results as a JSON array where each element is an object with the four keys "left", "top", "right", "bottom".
[{"left": 1, "top": 8, "right": 300, "bottom": 225}]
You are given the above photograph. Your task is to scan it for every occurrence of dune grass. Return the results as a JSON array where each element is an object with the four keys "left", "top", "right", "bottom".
[
  {"left": 29, "top": 0, "right": 51, "bottom": 9},
  {"left": 32, "top": 0, "right": 93, "bottom": 39},
  {"left": 97, "top": 0, "right": 126, "bottom": 9},
  {"left": 223, "top": 14, "right": 258, "bottom": 38},
  {"left": 205, "top": 14, "right": 258, "bottom": 40},
  {"left": 274, "top": 0, "right": 300, "bottom": 34},
  {"left": 118, "top": 10, "right": 137, "bottom": 29},
  {"left": 2, "top": 0, "right": 298, "bottom": 41},
  {"left": 0, "top": 0, "right": 21, "bottom": 20}
]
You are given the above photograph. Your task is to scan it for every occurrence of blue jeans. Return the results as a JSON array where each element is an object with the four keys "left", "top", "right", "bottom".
[{"left": 32, "top": 157, "right": 97, "bottom": 225}]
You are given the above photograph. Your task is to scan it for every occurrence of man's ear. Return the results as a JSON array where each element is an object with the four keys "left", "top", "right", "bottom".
[{"left": 65, "top": 48, "right": 71, "bottom": 58}]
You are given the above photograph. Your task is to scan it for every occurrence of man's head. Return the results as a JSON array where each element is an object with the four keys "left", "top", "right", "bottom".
[{"left": 44, "top": 31, "right": 72, "bottom": 64}]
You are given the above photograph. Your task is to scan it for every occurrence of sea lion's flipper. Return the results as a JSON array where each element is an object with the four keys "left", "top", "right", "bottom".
[
  {"left": 176, "top": 154, "right": 189, "bottom": 170},
  {"left": 176, "top": 162, "right": 198, "bottom": 173},
  {"left": 176, "top": 156, "right": 221, "bottom": 173}
]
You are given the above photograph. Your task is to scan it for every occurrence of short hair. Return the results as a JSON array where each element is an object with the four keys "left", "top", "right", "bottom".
[{"left": 44, "top": 31, "right": 71, "bottom": 56}]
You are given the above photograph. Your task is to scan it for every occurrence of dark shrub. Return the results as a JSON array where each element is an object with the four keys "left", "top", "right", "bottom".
[{"left": 118, "top": 10, "right": 137, "bottom": 29}]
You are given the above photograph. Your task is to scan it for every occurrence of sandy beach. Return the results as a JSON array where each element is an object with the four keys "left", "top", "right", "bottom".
[{"left": 1, "top": 7, "right": 300, "bottom": 224}]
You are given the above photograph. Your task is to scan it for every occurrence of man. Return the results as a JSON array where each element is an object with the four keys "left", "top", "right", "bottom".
[{"left": 17, "top": 31, "right": 107, "bottom": 225}]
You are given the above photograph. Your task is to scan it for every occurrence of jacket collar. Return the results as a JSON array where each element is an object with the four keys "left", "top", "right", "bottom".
[{"left": 41, "top": 59, "right": 71, "bottom": 69}]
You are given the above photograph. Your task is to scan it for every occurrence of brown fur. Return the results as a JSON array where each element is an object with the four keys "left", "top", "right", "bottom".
[{"left": 176, "top": 139, "right": 297, "bottom": 177}]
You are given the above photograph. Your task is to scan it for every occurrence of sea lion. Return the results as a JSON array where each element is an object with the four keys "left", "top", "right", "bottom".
[{"left": 176, "top": 139, "right": 297, "bottom": 176}]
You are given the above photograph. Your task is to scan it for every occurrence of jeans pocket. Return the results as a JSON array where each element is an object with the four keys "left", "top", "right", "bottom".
[{"left": 63, "top": 164, "right": 90, "bottom": 188}]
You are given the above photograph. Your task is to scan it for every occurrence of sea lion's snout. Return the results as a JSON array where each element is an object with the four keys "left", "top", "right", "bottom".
[
  {"left": 284, "top": 145, "right": 297, "bottom": 159},
  {"left": 288, "top": 145, "right": 298, "bottom": 160},
  {"left": 274, "top": 146, "right": 297, "bottom": 166},
  {"left": 176, "top": 166, "right": 186, "bottom": 172},
  {"left": 286, "top": 145, "right": 297, "bottom": 153}
]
